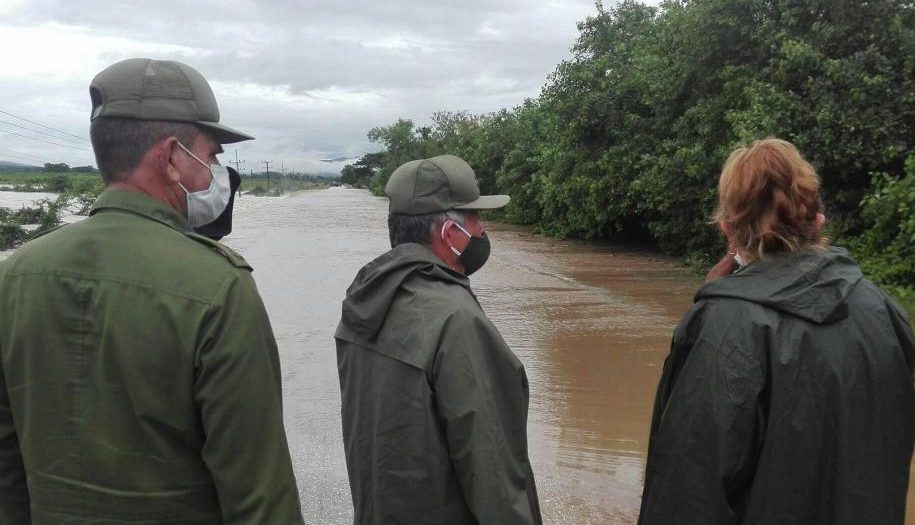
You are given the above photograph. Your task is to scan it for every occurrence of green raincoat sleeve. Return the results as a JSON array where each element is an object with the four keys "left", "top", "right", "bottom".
[
  {"left": 639, "top": 300, "right": 768, "bottom": 525},
  {"left": 432, "top": 307, "right": 542, "bottom": 525},
  {"left": 0, "top": 338, "right": 30, "bottom": 524},
  {"left": 193, "top": 270, "right": 304, "bottom": 525}
]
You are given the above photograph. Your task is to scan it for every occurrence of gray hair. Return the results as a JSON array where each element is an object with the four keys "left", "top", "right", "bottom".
[
  {"left": 90, "top": 118, "right": 201, "bottom": 184},
  {"left": 388, "top": 209, "right": 465, "bottom": 248}
]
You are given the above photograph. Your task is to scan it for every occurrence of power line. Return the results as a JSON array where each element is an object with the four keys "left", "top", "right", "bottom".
[
  {"left": 0, "top": 109, "right": 90, "bottom": 142},
  {"left": 0, "top": 118, "right": 88, "bottom": 146},
  {"left": 0, "top": 128, "right": 94, "bottom": 152},
  {"left": 0, "top": 145, "right": 65, "bottom": 164}
]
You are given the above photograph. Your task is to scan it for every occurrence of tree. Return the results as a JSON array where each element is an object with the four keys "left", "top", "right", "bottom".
[
  {"left": 340, "top": 152, "right": 384, "bottom": 188},
  {"left": 43, "top": 163, "right": 69, "bottom": 173}
]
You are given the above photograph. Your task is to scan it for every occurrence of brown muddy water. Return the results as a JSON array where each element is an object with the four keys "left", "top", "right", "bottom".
[{"left": 2, "top": 187, "right": 912, "bottom": 523}]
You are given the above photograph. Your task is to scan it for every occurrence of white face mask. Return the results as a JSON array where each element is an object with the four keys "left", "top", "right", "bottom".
[{"left": 177, "top": 142, "right": 231, "bottom": 228}]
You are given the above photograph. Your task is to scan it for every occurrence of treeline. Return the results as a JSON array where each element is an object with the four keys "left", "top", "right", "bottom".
[{"left": 343, "top": 0, "right": 915, "bottom": 297}]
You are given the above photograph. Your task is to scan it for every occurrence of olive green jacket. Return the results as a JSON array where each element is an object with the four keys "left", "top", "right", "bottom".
[
  {"left": 0, "top": 190, "right": 303, "bottom": 524},
  {"left": 335, "top": 243, "right": 542, "bottom": 525}
]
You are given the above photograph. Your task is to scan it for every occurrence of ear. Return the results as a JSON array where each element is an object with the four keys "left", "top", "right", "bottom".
[
  {"left": 428, "top": 219, "right": 462, "bottom": 271},
  {"left": 161, "top": 137, "right": 183, "bottom": 183},
  {"left": 813, "top": 212, "right": 826, "bottom": 232},
  {"left": 439, "top": 220, "right": 458, "bottom": 246}
]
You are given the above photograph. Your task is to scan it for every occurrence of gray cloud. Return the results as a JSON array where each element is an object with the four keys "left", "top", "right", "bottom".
[{"left": 1, "top": 0, "right": 607, "bottom": 173}]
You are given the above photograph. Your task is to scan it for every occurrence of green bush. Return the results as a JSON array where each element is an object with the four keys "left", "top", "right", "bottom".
[
  {"left": 852, "top": 156, "right": 915, "bottom": 289},
  {"left": 0, "top": 223, "right": 26, "bottom": 249}
]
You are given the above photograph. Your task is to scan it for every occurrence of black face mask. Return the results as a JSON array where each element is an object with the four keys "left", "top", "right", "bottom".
[
  {"left": 194, "top": 166, "right": 241, "bottom": 240},
  {"left": 447, "top": 223, "right": 491, "bottom": 276}
]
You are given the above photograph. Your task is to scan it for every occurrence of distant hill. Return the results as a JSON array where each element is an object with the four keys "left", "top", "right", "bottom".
[{"left": 0, "top": 161, "right": 40, "bottom": 172}]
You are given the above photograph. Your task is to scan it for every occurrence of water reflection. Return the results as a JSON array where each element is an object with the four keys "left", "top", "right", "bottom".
[{"left": 473, "top": 228, "right": 699, "bottom": 524}]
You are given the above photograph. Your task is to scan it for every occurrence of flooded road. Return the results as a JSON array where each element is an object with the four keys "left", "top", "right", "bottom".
[{"left": 2, "top": 186, "right": 913, "bottom": 523}]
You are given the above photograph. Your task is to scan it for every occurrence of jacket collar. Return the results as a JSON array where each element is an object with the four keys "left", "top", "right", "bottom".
[
  {"left": 696, "top": 246, "right": 862, "bottom": 324},
  {"left": 90, "top": 189, "right": 188, "bottom": 231}
]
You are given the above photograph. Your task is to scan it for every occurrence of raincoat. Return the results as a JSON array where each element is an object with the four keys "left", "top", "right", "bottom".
[
  {"left": 335, "top": 243, "right": 542, "bottom": 525},
  {"left": 638, "top": 247, "right": 915, "bottom": 525},
  {"left": 0, "top": 190, "right": 303, "bottom": 524}
]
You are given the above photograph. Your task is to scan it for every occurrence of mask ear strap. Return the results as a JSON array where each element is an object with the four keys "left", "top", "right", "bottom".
[
  {"left": 452, "top": 222, "right": 471, "bottom": 237},
  {"left": 176, "top": 141, "right": 210, "bottom": 169},
  {"left": 440, "top": 220, "right": 451, "bottom": 243},
  {"left": 441, "top": 220, "right": 463, "bottom": 257}
]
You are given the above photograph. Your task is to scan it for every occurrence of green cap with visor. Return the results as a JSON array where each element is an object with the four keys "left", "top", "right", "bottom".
[
  {"left": 89, "top": 58, "right": 253, "bottom": 144},
  {"left": 385, "top": 155, "right": 509, "bottom": 215}
]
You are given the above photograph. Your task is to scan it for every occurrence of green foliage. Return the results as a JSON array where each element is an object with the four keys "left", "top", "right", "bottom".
[
  {"left": 365, "top": 119, "right": 420, "bottom": 194},
  {"left": 0, "top": 172, "right": 103, "bottom": 194},
  {"left": 852, "top": 156, "right": 915, "bottom": 288},
  {"left": 350, "top": 0, "right": 914, "bottom": 293},
  {"left": 0, "top": 223, "right": 26, "bottom": 249},
  {"left": 63, "top": 177, "right": 104, "bottom": 215},
  {"left": 340, "top": 152, "right": 383, "bottom": 188},
  {"left": 31, "top": 197, "right": 64, "bottom": 236},
  {"left": 0, "top": 198, "right": 66, "bottom": 249},
  {"left": 42, "top": 162, "right": 70, "bottom": 173},
  {"left": 0, "top": 172, "right": 104, "bottom": 249}
]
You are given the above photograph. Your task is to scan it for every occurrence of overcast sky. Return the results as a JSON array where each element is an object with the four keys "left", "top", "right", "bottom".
[{"left": 0, "top": 0, "right": 641, "bottom": 174}]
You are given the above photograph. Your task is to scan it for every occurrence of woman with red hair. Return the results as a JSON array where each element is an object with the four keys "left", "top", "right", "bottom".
[{"left": 638, "top": 138, "right": 914, "bottom": 525}]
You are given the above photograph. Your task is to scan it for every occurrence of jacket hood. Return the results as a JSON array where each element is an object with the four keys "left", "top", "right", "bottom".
[
  {"left": 696, "top": 246, "right": 863, "bottom": 324},
  {"left": 338, "top": 243, "right": 469, "bottom": 343}
]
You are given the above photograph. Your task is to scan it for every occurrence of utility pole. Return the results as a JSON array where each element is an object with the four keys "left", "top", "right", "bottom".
[
  {"left": 262, "top": 160, "right": 272, "bottom": 190},
  {"left": 232, "top": 149, "right": 246, "bottom": 173},
  {"left": 233, "top": 150, "right": 245, "bottom": 196}
]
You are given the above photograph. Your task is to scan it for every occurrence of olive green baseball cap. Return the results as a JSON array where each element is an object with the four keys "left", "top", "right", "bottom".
[
  {"left": 385, "top": 155, "right": 510, "bottom": 215},
  {"left": 89, "top": 58, "right": 253, "bottom": 144}
]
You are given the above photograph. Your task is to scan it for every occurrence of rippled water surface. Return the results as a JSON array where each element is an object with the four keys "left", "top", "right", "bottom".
[{"left": 3, "top": 187, "right": 913, "bottom": 523}]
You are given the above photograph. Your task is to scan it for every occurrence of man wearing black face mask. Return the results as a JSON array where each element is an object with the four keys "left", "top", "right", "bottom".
[{"left": 335, "top": 155, "right": 542, "bottom": 525}]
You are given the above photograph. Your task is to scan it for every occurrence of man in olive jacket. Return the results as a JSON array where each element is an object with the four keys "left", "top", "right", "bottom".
[
  {"left": 0, "top": 59, "right": 303, "bottom": 524},
  {"left": 335, "top": 155, "right": 542, "bottom": 524}
]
